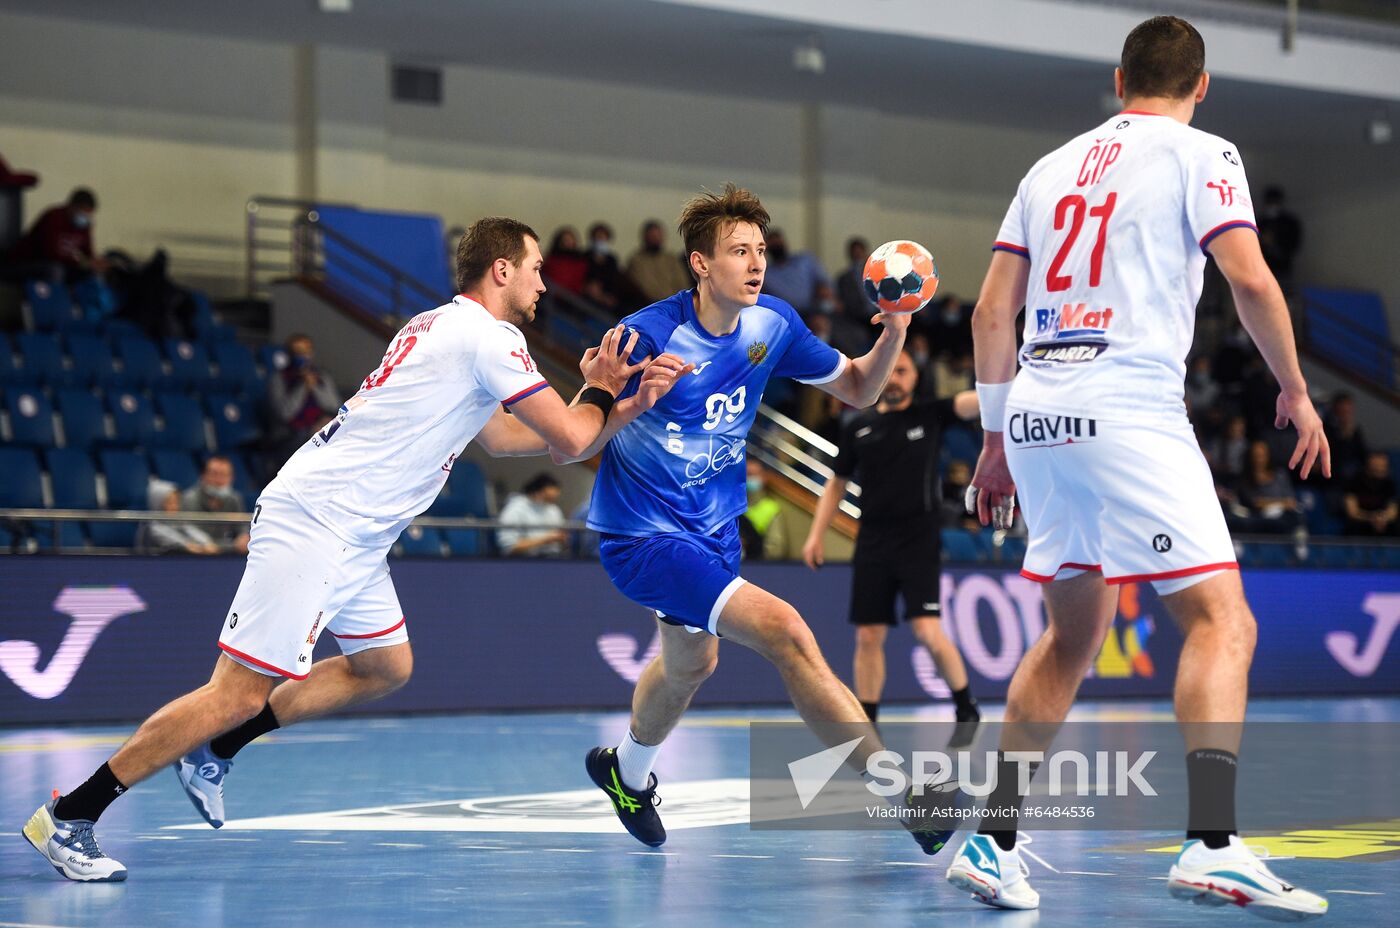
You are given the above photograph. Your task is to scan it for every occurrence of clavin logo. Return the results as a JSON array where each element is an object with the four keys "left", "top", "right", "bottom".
[{"left": 0, "top": 587, "right": 147, "bottom": 699}]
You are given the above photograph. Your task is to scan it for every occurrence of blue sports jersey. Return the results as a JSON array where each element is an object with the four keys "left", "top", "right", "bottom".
[{"left": 588, "top": 289, "right": 845, "bottom": 537}]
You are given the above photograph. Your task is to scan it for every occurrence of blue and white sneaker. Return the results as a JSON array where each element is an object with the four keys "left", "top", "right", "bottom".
[
  {"left": 1168, "top": 836, "right": 1328, "bottom": 921},
  {"left": 174, "top": 744, "right": 230, "bottom": 828},
  {"left": 22, "top": 796, "right": 127, "bottom": 882},
  {"left": 945, "top": 833, "right": 1039, "bottom": 910}
]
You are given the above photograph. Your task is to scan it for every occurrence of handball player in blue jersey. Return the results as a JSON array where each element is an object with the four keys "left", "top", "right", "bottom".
[{"left": 552, "top": 184, "right": 935, "bottom": 850}]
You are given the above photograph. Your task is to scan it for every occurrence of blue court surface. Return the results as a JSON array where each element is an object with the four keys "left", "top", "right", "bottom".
[{"left": 3, "top": 699, "right": 1396, "bottom": 928}]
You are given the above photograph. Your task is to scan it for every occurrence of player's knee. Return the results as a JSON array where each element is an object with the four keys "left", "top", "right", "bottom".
[
  {"left": 762, "top": 606, "right": 821, "bottom": 666},
  {"left": 670, "top": 650, "right": 718, "bottom": 689},
  {"left": 854, "top": 625, "right": 887, "bottom": 651}
]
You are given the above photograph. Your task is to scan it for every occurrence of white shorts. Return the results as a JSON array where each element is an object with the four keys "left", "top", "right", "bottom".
[
  {"left": 218, "top": 486, "right": 409, "bottom": 679},
  {"left": 1004, "top": 409, "right": 1237, "bottom": 595}
]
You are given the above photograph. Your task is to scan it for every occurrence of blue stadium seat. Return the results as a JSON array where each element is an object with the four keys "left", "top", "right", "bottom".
[
  {"left": 46, "top": 449, "right": 98, "bottom": 549},
  {"left": 149, "top": 449, "right": 200, "bottom": 489},
  {"left": 65, "top": 332, "right": 124, "bottom": 388},
  {"left": 0, "top": 447, "right": 51, "bottom": 547},
  {"left": 0, "top": 334, "right": 24, "bottom": 385},
  {"left": 24, "top": 280, "right": 76, "bottom": 331},
  {"left": 212, "top": 342, "right": 260, "bottom": 393},
  {"left": 4, "top": 388, "right": 56, "bottom": 447},
  {"left": 100, "top": 318, "right": 143, "bottom": 342},
  {"left": 259, "top": 344, "right": 291, "bottom": 377},
  {"left": 443, "top": 527, "right": 489, "bottom": 557},
  {"left": 996, "top": 535, "right": 1028, "bottom": 563},
  {"left": 446, "top": 460, "right": 490, "bottom": 516},
  {"left": 163, "top": 338, "right": 213, "bottom": 390},
  {"left": 189, "top": 291, "right": 237, "bottom": 342},
  {"left": 107, "top": 389, "right": 158, "bottom": 446},
  {"left": 397, "top": 525, "right": 445, "bottom": 557},
  {"left": 206, "top": 394, "right": 260, "bottom": 450},
  {"left": 15, "top": 332, "right": 67, "bottom": 386},
  {"left": 115, "top": 335, "right": 166, "bottom": 389},
  {"left": 941, "top": 528, "right": 983, "bottom": 563},
  {"left": 153, "top": 392, "right": 207, "bottom": 451},
  {"left": 97, "top": 449, "right": 150, "bottom": 511},
  {"left": 55, "top": 388, "right": 107, "bottom": 448}
]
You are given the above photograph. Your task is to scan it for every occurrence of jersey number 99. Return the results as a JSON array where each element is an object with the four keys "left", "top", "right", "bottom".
[{"left": 702, "top": 386, "right": 747, "bottom": 431}]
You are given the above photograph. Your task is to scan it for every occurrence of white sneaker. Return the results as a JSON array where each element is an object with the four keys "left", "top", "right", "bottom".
[
  {"left": 174, "top": 744, "right": 229, "bottom": 828},
  {"left": 22, "top": 796, "right": 127, "bottom": 882},
  {"left": 1168, "top": 836, "right": 1327, "bottom": 921},
  {"left": 945, "top": 833, "right": 1039, "bottom": 910}
]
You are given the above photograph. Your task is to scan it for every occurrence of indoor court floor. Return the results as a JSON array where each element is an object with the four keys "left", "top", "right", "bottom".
[{"left": 2, "top": 699, "right": 1396, "bottom": 928}]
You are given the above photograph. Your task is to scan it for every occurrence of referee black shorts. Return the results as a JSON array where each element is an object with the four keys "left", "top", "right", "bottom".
[{"left": 848, "top": 538, "right": 942, "bottom": 626}]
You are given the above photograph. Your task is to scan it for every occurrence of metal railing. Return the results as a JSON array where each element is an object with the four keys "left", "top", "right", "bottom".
[
  {"left": 1296, "top": 294, "right": 1400, "bottom": 406},
  {"left": 290, "top": 214, "right": 444, "bottom": 325}
]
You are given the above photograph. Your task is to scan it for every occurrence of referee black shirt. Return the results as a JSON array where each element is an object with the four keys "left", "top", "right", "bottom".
[{"left": 832, "top": 398, "right": 958, "bottom": 561}]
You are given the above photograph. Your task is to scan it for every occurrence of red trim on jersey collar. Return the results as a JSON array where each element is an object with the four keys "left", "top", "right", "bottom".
[
  {"left": 1119, "top": 109, "right": 1168, "bottom": 117},
  {"left": 329, "top": 616, "right": 407, "bottom": 640},
  {"left": 218, "top": 642, "right": 310, "bottom": 681},
  {"left": 502, "top": 380, "right": 550, "bottom": 406}
]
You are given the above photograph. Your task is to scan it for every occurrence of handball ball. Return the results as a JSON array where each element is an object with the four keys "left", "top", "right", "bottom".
[{"left": 863, "top": 240, "right": 939, "bottom": 314}]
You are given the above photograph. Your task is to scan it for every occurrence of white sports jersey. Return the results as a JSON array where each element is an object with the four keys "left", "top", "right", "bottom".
[
  {"left": 995, "top": 110, "right": 1257, "bottom": 425},
  {"left": 276, "top": 295, "right": 550, "bottom": 546}
]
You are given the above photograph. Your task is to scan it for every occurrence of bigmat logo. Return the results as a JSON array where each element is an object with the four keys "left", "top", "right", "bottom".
[{"left": 0, "top": 587, "right": 147, "bottom": 699}]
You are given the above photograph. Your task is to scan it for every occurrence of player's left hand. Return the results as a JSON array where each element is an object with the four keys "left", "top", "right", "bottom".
[
  {"left": 966, "top": 432, "right": 1017, "bottom": 530},
  {"left": 1275, "top": 390, "right": 1331, "bottom": 480},
  {"left": 581, "top": 325, "right": 650, "bottom": 396},
  {"left": 635, "top": 353, "right": 694, "bottom": 411},
  {"left": 869, "top": 310, "right": 914, "bottom": 334}
]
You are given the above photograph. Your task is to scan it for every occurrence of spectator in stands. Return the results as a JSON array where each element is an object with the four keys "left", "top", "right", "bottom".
[
  {"left": 908, "top": 332, "right": 937, "bottom": 400},
  {"left": 833, "top": 236, "right": 870, "bottom": 324},
  {"left": 1225, "top": 440, "right": 1307, "bottom": 541},
  {"left": 626, "top": 219, "right": 692, "bottom": 304},
  {"left": 761, "top": 228, "right": 833, "bottom": 316},
  {"left": 1184, "top": 355, "right": 1221, "bottom": 415},
  {"left": 542, "top": 226, "right": 588, "bottom": 296},
  {"left": 581, "top": 222, "right": 638, "bottom": 312},
  {"left": 138, "top": 480, "right": 219, "bottom": 556},
  {"left": 181, "top": 455, "right": 249, "bottom": 554},
  {"left": 932, "top": 352, "right": 974, "bottom": 400},
  {"left": 1257, "top": 185, "right": 1302, "bottom": 292},
  {"left": 1344, "top": 451, "right": 1399, "bottom": 537},
  {"left": 497, "top": 473, "right": 568, "bottom": 557},
  {"left": 1325, "top": 392, "right": 1369, "bottom": 480},
  {"left": 739, "top": 458, "right": 793, "bottom": 560},
  {"left": 4, "top": 187, "right": 116, "bottom": 320},
  {"left": 1205, "top": 414, "right": 1251, "bottom": 482},
  {"left": 267, "top": 333, "right": 341, "bottom": 468}
]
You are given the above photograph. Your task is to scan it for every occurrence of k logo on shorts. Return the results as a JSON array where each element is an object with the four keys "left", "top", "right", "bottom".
[{"left": 1152, "top": 534, "right": 1172, "bottom": 553}]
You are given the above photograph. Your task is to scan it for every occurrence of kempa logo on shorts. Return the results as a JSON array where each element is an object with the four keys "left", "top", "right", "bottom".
[
  {"left": 1153, "top": 534, "right": 1173, "bottom": 553},
  {"left": 228, "top": 612, "right": 238, "bottom": 629}
]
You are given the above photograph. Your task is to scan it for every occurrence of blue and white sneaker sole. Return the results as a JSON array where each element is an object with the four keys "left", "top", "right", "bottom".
[{"left": 1168, "top": 873, "right": 1327, "bottom": 921}]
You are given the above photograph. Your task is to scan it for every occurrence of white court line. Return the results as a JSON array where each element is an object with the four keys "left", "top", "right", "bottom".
[
  {"left": 0, "top": 922, "right": 79, "bottom": 928},
  {"left": 1018, "top": 848, "right": 1059, "bottom": 873},
  {"left": 375, "top": 842, "right": 425, "bottom": 848},
  {"left": 212, "top": 837, "right": 259, "bottom": 842},
  {"left": 1327, "top": 890, "right": 1385, "bottom": 896},
  {"left": 629, "top": 851, "right": 676, "bottom": 857},
  {"left": 293, "top": 840, "right": 345, "bottom": 845},
  {"left": 710, "top": 854, "right": 773, "bottom": 859},
  {"left": 542, "top": 848, "right": 594, "bottom": 853},
  {"left": 134, "top": 835, "right": 181, "bottom": 840},
  {"left": 1062, "top": 870, "right": 1115, "bottom": 876},
  {"left": 456, "top": 846, "right": 529, "bottom": 853},
  {"left": 801, "top": 857, "right": 854, "bottom": 862},
  {"left": 883, "top": 861, "right": 939, "bottom": 868}
]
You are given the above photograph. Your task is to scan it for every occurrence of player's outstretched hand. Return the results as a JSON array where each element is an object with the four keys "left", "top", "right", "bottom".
[
  {"left": 802, "top": 534, "right": 824, "bottom": 571},
  {"left": 1276, "top": 390, "right": 1331, "bottom": 480},
  {"left": 868, "top": 310, "right": 914, "bottom": 334},
  {"left": 967, "top": 432, "right": 1018, "bottom": 530},
  {"left": 635, "top": 353, "right": 694, "bottom": 411},
  {"left": 581, "top": 325, "right": 650, "bottom": 396}
]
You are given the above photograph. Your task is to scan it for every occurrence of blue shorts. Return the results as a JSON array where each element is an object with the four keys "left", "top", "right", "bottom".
[{"left": 599, "top": 519, "right": 747, "bottom": 636}]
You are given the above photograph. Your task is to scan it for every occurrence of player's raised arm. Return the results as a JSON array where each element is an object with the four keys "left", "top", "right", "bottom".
[
  {"left": 508, "top": 326, "right": 648, "bottom": 458},
  {"left": 967, "top": 249, "right": 1030, "bottom": 528},
  {"left": 475, "top": 407, "right": 550, "bottom": 457},
  {"left": 816, "top": 310, "right": 912, "bottom": 409},
  {"left": 1208, "top": 228, "right": 1330, "bottom": 480},
  {"left": 549, "top": 353, "right": 693, "bottom": 465}
]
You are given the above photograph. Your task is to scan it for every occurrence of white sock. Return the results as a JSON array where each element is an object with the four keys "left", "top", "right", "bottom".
[{"left": 615, "top": 730, "right": 661, "bottom": 791}]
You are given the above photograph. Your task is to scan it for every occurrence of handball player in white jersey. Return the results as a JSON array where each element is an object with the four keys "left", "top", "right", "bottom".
[
  {"left": 943, "top": 17, "right": 1332, "bottom": 919},
  {"left": 23, "top": 217, "right": 690, "bottom": 881}
]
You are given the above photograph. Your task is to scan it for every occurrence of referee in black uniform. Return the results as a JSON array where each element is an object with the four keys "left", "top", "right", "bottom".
[{"left": 803, "top": 350, "right": 980, "bottom": 727}]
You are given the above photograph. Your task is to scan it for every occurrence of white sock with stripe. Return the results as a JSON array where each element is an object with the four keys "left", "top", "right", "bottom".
[{"left": 615, "top": 730, "right": 660, "bottom": 791}]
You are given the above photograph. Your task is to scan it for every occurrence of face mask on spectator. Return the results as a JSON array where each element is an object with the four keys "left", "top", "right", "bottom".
[
  {"left": 591, "top": 239, "right": 611, "bottom": 256},
  {"left": 746, "top": 477, "right": 763, "bottom": 494},
  {"left": 72, "top": 211, "right": 91, "bottom": 229},
  {"left": 912, "top": 350, "right": 930, "bottom": 367}
]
